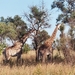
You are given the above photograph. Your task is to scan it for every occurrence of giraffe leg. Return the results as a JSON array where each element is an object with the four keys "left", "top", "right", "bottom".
[
  {"left": 3, "top": 54, "right": 10, "bottom": 65},
  {"left": 16, "top": 53, "right": 23, "bottom": 66},
  {"left": 51, "top": 49, "right": 54, "bottom": 63},
  {"left": 38, "top": 51, "right": 42, "bottom": 62},
  {"left": 16, "top": 54, "right": 21, "bottom": 66},
  {"left": 42, "top": 53, "right": 46, "bottom": 63}
]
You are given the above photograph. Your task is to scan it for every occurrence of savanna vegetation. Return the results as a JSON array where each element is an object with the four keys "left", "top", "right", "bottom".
[
  {"left": 0, "top": 0, "right": 75, "bottom": 75},
  {"left": 0, "top": 50, "right": 75, "bottom": 75}
]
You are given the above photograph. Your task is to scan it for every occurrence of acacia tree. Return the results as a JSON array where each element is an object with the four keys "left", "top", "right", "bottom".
[
  {"left": 24, "top": 5, "right": 51, "bottom": 61},
  {"left": 52, "top": 0, "right": 75, "bottom": 63},
  {"left": 32, "top": 30, "right": 50, "bottom": 50},
  {"left": 0, "top": 15, "right": 28, "bottom": 41},
  {"left": 5, "top": 15, "right": 28, "bottom": 40},
  {"left": 51, "top": 0, "right": 75, "bottom": 49},
  {"left": 51, "top": 0, "right": 75, "bottom": 23},
  {"left": 0, "top": 22, "right": 17, "bottom": 42}
]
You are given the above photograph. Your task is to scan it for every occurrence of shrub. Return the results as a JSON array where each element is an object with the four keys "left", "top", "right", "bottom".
[
  {"left": 22, "top": 44, "right": 30, "bottom": 53},
  {"left": 0, "top": 43, "right": 6, "bottom": 55}
]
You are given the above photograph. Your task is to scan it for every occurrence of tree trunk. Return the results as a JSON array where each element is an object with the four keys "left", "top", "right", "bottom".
[{"left": 36, "top": 49, "right": 39, "bottom": 62}]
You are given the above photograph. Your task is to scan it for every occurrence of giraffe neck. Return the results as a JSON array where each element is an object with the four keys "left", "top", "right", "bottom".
[
  {"left": 20, "top": 29, "right": 35, "bottom": 43},
  {"left": 45, "top": 25, "right": 59, "bottom": 47},
  {"left": 50, "top": 26, "right": 58, "bottom": 41}
]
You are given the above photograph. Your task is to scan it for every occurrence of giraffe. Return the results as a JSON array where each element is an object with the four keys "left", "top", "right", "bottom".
[
  {"left": 2, "top": 41, "right": 23, "bottom": 64},
  {"left": 38, "top": 23, "right": 61, "bottom": 62},
  {"left": 2, "top": 29, "right": 35, "bottom": 64}
]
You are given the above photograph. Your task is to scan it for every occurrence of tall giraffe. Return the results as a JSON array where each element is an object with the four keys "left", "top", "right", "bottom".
[
  {"left": 38, "top": 23, "right": 61, "bottom": 62},
  {"left": 2, "top": 29, "right": 35, "bottom": 64}
]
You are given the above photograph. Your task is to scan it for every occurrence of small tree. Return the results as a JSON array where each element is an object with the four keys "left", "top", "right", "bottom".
[
  {"left": 24, "top": 3, "right": 51, "bottom": 62},
  {"left": 22, "top": 44, "right": 30, "bottom": 53}
]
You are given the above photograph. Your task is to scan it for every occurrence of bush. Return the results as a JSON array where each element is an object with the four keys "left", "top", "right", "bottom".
[
  {"left": 0, "top": 43, "right": 6, "bottom": 55},
  {"left": 22, "top": 44, "right": 30, "bottom": 53}
]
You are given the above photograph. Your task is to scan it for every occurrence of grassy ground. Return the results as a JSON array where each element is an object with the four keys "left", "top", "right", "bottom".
[
  {"left": 0, "top": 50, "right": 75, "bottom": 75},
  {"left": 0, "top": 63, "right": 75, "bottom": 75}
]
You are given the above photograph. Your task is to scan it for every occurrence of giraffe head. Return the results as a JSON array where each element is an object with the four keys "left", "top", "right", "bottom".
[{"left": 56, "top": 23, "right": 61, "bottom": 29}]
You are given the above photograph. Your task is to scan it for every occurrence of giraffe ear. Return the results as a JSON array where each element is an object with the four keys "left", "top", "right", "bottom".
[
  {"left": 56, "top": 23, "right": 61, "bottom": 26},
  {"left": 56, "top": 23, "right": 61, "bottom": 29},
  {"left": 58, "top": 24, "right": 61, "bottom": 27},
  {"left": 56, "top": 23, "right": 60, "bottom": 26}
]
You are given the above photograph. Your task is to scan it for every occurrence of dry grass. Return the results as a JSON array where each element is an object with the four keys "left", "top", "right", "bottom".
[
  {"left": 0, "top": 63, "right": 75, "bottom": 75},
  {"left": 0, "top": 50, "right": 75, "bottom": 75}
]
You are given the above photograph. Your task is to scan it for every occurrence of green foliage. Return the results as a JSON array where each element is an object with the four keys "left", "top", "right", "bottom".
[
  {"left": 32, "top": 30, "right": 50, "bottom": 50},
  {"left": 0, "top": 17, "right": 4, "bottom": 22},
  {"left": 71, "top": 11, "right": 75, "bottom": 19},
  {"left": 37, "top": 30, "right": 50, "bottom": 44},
  {"left": 31, "top": 6, "right": 46, "bottom": 23},
  {"left": 59, "top": 23, "right": 65, "bottom": 32},
  {"left": 6, "top": 15, "right": 27, "bottom": 39},
  {"left": 68, "top": 25, "right": 75, "bottom": 50},
  {"left": 0, "top": 22, "right": 6, "bottom": 36},
  {"left": 22, "top": 44, "right": 30, "bottom": 53},
  {"left": 51, "top": 0, "right": 75, "bottom": 23},
  {"left": 6, "top": 23, "right": 17, "bottom": 40},
  {"left": 0, "top": 43, "right": 6, "bottom": 55},
  {"left": 0, "top": 22, "right": 17, "bottom": 40},
  {"left": 26, "top": 5, "right": 50, "bottom": 30},
  {"left": 0, "top": 15, "right": 28, "bottom": 41}
]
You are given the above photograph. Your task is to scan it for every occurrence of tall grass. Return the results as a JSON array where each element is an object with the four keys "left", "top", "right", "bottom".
[
  {"left": 0, "top": 50, "right": 75, "bottom": 75},
  {"left": 0, "top": 63, "right": 75, "bottom": 75}
]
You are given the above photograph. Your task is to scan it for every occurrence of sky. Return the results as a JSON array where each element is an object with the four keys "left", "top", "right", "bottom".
[
  {"left": 0, "top": 0, "right": 62, "bottom": 44},
  {"left": 0, "top": 0, "right": 53, "bottom": 17}
]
